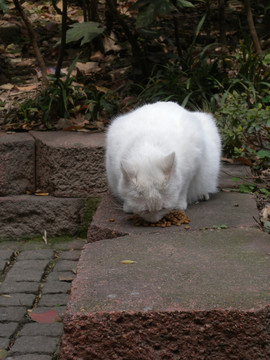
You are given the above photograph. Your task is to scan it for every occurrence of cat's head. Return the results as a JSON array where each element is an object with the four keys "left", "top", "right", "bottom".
[{"left": 119, "top": 152, "right": 175, "bottom": 223}]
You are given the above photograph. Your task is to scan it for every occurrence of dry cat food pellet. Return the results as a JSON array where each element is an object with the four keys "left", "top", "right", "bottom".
[{"left": 127, "top": 210, "right": 191, "bottom": 228}]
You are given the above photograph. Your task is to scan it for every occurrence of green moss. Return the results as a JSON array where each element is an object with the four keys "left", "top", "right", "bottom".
[{"left": 77, "top": 197, "right": 101, "bottom": 238}]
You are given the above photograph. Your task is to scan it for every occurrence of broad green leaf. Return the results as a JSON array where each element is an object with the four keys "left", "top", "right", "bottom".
[
  {"left": 256, "top": 149, "right": 270, "bottom": 160},
  {"left": 66, "top": 22, "right": 104, "bottom": 46},
  {"left": 135, "top": 0, "right": 173, "bottom": 27},
  {"left": 239, "top": 183, "right": 255, "bottom": 194},
  {"left": 0, "top": 0, "right": 9, "bottom": 12},
  {"left": 176, "top": 0, "right": 194, "bottom": 8},
  {"left": 136, "top": 3, "right": 156, "bottom": 28}
]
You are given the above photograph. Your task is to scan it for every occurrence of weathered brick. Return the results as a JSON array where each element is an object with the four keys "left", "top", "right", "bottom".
[
  {"left": 38, "top": 294, "right": 69, "bottom": 307},
  {"left": 0, "top": 293, "right": 35, "bottom": 307},
  {"left": 46, "top": 270, "right": 76, "bottom": 283},
  {"left": 0, "top": 323, "right": 18, "bottom": 338},
  {"left": 12, "top": 259, "right": 49, "bottom": 271},
  {"left": 0, "top": 337, "right": 9, "bottom": 349},
  {"left": 18, "top": 250, "right": 54, "bottom": 260},
  {"left": 58, "top": 250, "right": 81, "bottom": 261},
  {"left": 42, "top": 281, "right": 70, "bottom": 294},
  {"left": 10, "top": 335, "right": 59, "bottom": 354},
  {"left": 5, "top": 268, "right": 44, "bottom": 282},
  {"left": 54, "top": 260, "right": 78, "bottom": 272},
  {"left": 0, "top": 133, "right": 35, "bottom": 196},
  {"left": 31, "top": 131, "right": 107, "bottom": 197},
  {"left": 0, "top": 307, "right": 26, "bottom": 322},
  {"left": 0, "top": 281, "right": 40, "bottom": 294},
  {"left": 0, "top": 250, "right": 13, "bottom": 261},
  {"left": 7, "top": 355, "right": 52, "bottom": 360},
  {"left": 0, "top": 250, "right": 13, "bottom": 271},
  {"left": 19, "top": 322, "right": 63, "bottom": 337}
]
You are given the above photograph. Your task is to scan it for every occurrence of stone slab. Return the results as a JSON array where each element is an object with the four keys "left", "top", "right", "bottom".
[
  {"left": 38, "top": 293, "right": 70, "bottom": 307},
  {"left": 0, "top": 337, "right": 9, "bottom": 349},
  {"left": 0, "top": 281, "right": 40, "bottom": 294},
  {"left": 0, "top": 133, "right": 35, "bottom": 196},
  {"left": 42, "top": 281, "right": 71, "bottom": 294},
  {"left": 19, "top": 323, "right": 63, "bottom": 337},
  {"left": 7, "top": 355, "right": 52, "bottom": 360},
  {"left": 30, "top": 131, "right": 107, "bottom": 197},
  {"left": 0, "top": 195, "right": 85, "bottom": 239},
  {"left": 0, "top": 307, "right": 26, "bottom": 322},
  {"left": 0, "top": 293, "right": 35, "bottom": 307},
  {"left": 0, "top": 250, "right": 13, "bottom": 271},
  {"left": 219, "top": 163, "right": 252, "bottom": 188},
  {"left": 10, "top": 335, "right": 59, "bottom": 354},
  {"left": 0, "top": 322, "right": 18, "bottom": 338},
  {"left": 18, "top": 250, "right": 54, "bottom": 260},
  {"left": 87, "top": 192, "right": 258, "bottom": 242},
  {"left": 61, "top": 228, "right": 270, "bottom": 359}
]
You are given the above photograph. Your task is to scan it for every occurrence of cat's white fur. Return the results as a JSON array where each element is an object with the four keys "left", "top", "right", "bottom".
[{"left": 106, "top": 101, "right": 221, "bottom": 222}]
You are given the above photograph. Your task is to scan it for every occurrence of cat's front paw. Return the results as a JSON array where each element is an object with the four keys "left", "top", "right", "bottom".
[
  {"left": 178, "top": 199, "right": 187, "bottom": 210},
  {"left": 123, "top": 203, "right": 133, "bottom": 214}
]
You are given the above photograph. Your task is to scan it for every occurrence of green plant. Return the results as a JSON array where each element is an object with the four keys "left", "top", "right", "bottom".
[
  {"left": 4, "top": 57, "right": 119, "bottom": 128},
  {"left": 215, "top": 91, "right": 270, "bottom": 165},
  {"left": 64, "top": 21, "right": 105, "bottom": 46},
  {"left": 136, "top": 43, "right": 223, "bottom": 110},
  {"left": 38, "top": 56, "right": 80, "bottom": 123}
]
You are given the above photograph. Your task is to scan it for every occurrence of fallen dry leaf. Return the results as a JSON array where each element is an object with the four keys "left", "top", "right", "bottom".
[
  {"left": 0, "top": 83, "right": 13, "bottom": 90},
  {"left": 28, "top": 310, "right": 61, "bottom": 323},
  {"left": 14, "top": 84, "right": 38, "bottom": 92},
  {"left": 120, "top": 260, "right": 137, "bottom": 264},
  {"left": 58, "top": 273, "right": 76, "bottom": 282}
]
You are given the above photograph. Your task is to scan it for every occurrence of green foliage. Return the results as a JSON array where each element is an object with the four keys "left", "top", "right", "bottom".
[
  {"left": 132, "top": 0, "right": 194, "bottom": 28},
  {"left": 0, "top": 0, "right": 8, "bottom": 12},
  {"left": 215, "top": 91, "right": 270, "bottom": 163},
  {"left": 136, "top": 43, "right": 222, "bottom": 110},
  {"left": 5, "top": 58, "right": 119, "bottom": 127},
  {"left": 65, "top": 21, "right": 104, "bottom": 46},
  {"left": 77, "top": 198, "right": 101, "bottom": 238}
]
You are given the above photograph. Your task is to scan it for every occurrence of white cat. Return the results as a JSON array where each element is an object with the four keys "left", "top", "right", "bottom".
[{"left": 105, "top": 101, "right": 221, "bottom": 223}]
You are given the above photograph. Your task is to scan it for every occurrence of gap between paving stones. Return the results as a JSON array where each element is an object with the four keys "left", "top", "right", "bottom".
[{"left": 0, "top": 240, "right": 85, "bottom": 359}]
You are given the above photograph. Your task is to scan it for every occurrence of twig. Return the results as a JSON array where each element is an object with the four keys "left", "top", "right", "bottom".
[
  {"left": 243, "top": 0, "right": 262, "bottom": 54},
  {"left": 13, "top": 0, "right": 49, "bottom": 87},
  {"left": 253, "top": 216, "right": 263, "bottom": 231},
  {"left": 55, "top": 0, "right": 68, "bottom": 78}
]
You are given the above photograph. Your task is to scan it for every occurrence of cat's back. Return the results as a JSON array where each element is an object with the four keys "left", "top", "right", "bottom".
[{"left": 108, "top": 101, "right": 192, "bottom": 135}]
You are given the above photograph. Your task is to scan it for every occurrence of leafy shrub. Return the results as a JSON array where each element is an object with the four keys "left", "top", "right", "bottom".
[{"left": 215, "top": 90, "right": 270, "bottom": 169}]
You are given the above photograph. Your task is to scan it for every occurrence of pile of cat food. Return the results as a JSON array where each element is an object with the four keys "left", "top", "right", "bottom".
[{"left": 127, "top": 210, "right": 190, "bottom": 228}]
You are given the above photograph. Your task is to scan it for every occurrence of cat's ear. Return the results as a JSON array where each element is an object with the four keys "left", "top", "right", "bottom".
[
  {"left": 121, "top": 160, "right": 137, "bottom": 184},
  {"left": 160, "top": 152, "right": 175, "bottom": 178}
]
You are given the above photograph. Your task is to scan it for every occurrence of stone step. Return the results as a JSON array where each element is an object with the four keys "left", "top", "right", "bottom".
[
  {"left": 30, "top": 131, "right": 106, "bottom": 197},
  {"left": 1, "top": 131, "right": 251, "bottom": 199},
  {"left": 0, "top": 132, "right": 35, "bottom": 196},
  {"left": 60, "top": 227, "right": 270, "bottom": 359},
  {"left": 87, "top": 191, "right": 258, "bottom": 242},
  {"left": 0, "top": 195, "right": 85, "bottom": 239}
]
